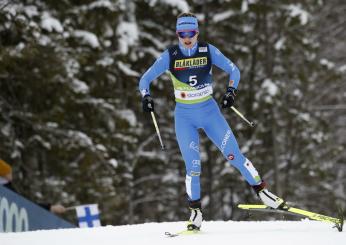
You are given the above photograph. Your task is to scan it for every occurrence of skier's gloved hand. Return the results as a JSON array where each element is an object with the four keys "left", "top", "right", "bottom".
[
  {"left": 142, "top": 95, "right": 155, "bottom": 112},
  {"left": 220, "top": 87, "right": 237, "bottom": 108}
]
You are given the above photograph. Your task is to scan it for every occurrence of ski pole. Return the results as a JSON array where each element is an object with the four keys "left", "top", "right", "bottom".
[
  {"left": 150, "top": 111, "right": 166, "bottom": 150},
  {"left": 231, "top": 106, "right": 255, "bottom": 127}
]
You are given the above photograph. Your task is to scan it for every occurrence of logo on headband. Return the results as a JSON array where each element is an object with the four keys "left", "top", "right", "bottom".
[{"left": 178, "top": 22, "right": 196, "bottom": 25}]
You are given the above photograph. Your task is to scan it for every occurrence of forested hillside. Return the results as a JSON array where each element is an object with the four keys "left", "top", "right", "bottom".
[{"left": 0, "top": 0, "right": 345, "bottom": 225}]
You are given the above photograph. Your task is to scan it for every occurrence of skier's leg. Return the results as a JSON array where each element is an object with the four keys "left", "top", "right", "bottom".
[
  {"left": 202, "top": 107, "right": 261, "bottom": 185},
  {"left": 175, "top": 111, "right": 203, "bottom": 229},
  {"left": 175, "top": 112, "right": 202, "bottom": 202},
  {"left": 202, "top": 102, "right": 284, "bottom": 208}
]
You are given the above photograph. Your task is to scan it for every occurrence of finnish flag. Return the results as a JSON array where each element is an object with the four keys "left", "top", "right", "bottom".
[{"left": 75, "top": 204, "right": 101, "bottom": 228}]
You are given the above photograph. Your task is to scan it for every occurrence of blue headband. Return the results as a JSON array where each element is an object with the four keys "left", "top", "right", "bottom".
[{"left": 176, "top": 16, "right": 199, "bottom": 32}]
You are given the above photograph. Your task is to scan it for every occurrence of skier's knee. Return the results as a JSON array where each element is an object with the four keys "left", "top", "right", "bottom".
[{"left": 224, "top": 150, "right": 245, "bottom": 167}]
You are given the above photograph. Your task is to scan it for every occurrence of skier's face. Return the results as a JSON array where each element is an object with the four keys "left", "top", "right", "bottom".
[{"left": 177, "top": 30, "right": 199, "bottom": 49}]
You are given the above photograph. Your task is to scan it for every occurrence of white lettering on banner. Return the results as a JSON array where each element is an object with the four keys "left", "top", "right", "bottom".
[
  {"left": 221, "top": 130, "right": 232, "bottom": 153},
  {"left": 0, "top": 196, "right": 29, "bottom": 232},
  {"left": 175, "top": 85, "right": 213, "bottom": 101}
]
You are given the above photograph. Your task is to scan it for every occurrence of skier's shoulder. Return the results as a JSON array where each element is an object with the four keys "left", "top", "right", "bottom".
[
  {"left": 167, "top": 44, "right": 179, "bottom": 54},
  {"left": 153, "top": 49, "right": 170, "bottom": 64},
  {"left": 206, "top": 43, "right": 226, "bottom": 62},
  {"left": 205, "top": 43, "right": 220, "bottom": 53}
]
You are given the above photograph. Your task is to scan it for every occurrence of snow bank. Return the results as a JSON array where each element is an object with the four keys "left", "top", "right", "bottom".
[{"left": 0, "top": 220, "right": 344, "bottom": 245}]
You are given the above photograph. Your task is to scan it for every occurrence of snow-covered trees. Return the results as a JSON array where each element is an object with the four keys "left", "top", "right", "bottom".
[{"left": 0, "top": 0, "right": 345, "bottom": 225}]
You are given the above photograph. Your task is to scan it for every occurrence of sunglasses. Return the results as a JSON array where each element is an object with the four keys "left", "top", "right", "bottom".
[{"left": 177, "top": 31, "right": 197, "bottom": 39}]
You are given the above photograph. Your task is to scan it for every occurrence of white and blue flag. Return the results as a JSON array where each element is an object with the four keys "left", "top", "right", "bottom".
[{"left": 75, "top": 204, "right": 101, "bottom": 228}]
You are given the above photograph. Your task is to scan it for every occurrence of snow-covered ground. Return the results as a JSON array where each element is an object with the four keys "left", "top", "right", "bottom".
[{"left": 0, "top": 220, "right": 345, "bottom": 245}]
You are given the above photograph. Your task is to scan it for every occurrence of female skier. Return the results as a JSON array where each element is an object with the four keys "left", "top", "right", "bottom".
[{"left": 139, "top": 13, "right": 284, "bottom": 231}]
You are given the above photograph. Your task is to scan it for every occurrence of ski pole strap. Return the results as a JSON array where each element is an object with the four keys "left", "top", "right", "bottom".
[
  {"left": 231, "top": 106, "right": 255, "bottom": 127},
  {"left": 151, "top": 111, "right": 165, "bottom": 150}
]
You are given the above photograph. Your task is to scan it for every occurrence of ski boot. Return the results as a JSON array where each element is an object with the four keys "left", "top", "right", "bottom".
[
  {"left": 187, "top": 199, "right": 203, "bottom": 231},
  {"left": 253, "top": 181, "right": 285, "bottom": 209}
]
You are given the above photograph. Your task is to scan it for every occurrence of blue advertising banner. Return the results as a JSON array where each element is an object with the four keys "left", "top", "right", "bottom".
[{"left": 0, "top": 185, "right": 75, "bottom": 232}]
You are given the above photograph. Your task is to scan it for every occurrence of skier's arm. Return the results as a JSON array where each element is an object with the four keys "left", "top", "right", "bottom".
[
  {"left": 208, "top": 44, "right": 240, "bottom": 88},
  {"left": 138, "top": 50, "right": 170, "bottom": 97}
]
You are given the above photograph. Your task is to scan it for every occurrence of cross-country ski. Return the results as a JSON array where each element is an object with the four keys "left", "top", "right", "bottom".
[{"left": 238, "top": 204, "right": 344, "bottom": 232}]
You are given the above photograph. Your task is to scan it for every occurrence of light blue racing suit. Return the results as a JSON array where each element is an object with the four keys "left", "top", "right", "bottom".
[{"left": 139, "top": 42, "right": 262, "bottom": 201}]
